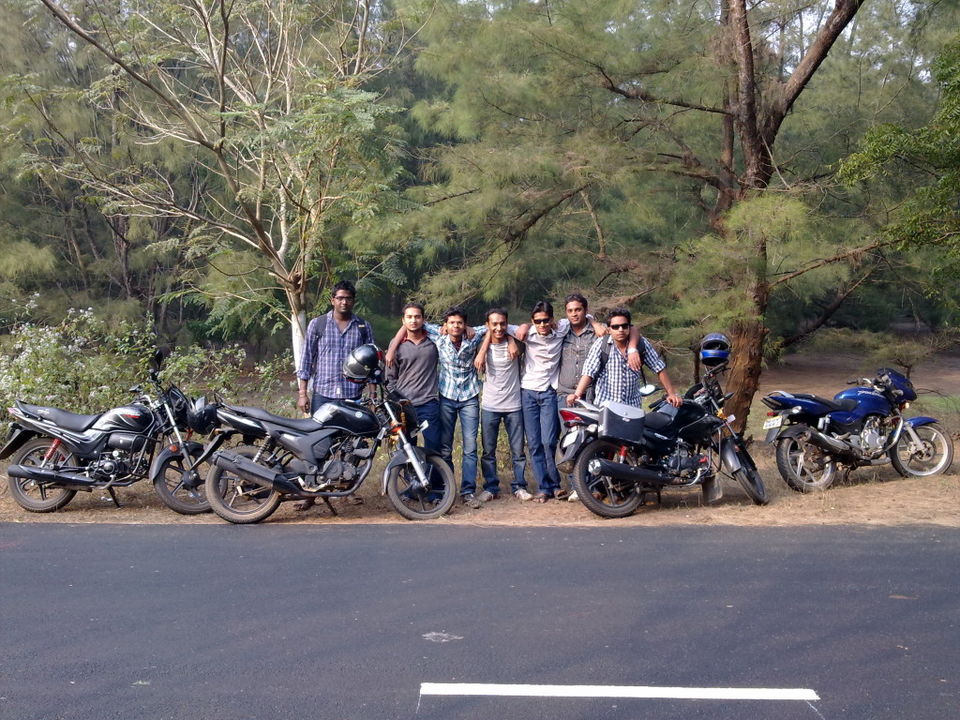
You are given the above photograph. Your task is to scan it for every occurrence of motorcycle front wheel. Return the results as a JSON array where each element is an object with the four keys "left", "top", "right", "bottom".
[
  {"left": 205, "top": 446, "right": 282, "bottom": 524},
  {"left": 775, "top": 435, "right": 836, "bottom": 492},
  {"left": 729, "top": 444, "right": 768, "bottom": 505},
  {"left": 7, "top": 437, "right": 79, "bottom": 512},
  {"left": 890, "top": 423, "right": 954, "bottom": 477},
  {"left": 153, "top": 448, "right": 211, "bottom": 515},
  {"left": 386, "top": 453, "right": 457, "bottom": 520},
  {"left": 572, "top": 439, "right": 644, "bottom": 518}
]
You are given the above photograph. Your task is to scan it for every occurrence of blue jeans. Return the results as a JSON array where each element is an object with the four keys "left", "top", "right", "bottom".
[
  {"left": 480, "top": 409, "right": 527, "bottom": 495},
  {"left": 522, "top": 389, "right": 561, "bottom": 495},
  {"left": 440, "top": 395, "right": 480, "bottom": 495},
  {"left": 309, "top": 393, "right": 340, "bottom": 414},
  {"left": 414, "top": 399, "right": 441, "bottom": 452}
]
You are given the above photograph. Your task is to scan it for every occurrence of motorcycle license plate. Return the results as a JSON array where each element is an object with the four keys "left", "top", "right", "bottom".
[{"left": 762, "top": 415, "right": 783, "bottom": 430}]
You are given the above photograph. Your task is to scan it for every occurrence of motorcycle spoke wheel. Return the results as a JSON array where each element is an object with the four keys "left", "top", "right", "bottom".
[
  {"left": 7, "top": 437, "right": 78, "bottom": 512},
  {"left": 205, "top": 446, "right": 281, "bottom": 524},
  {"left": 386, "top": 455, "right": 456, "bottom": 520},
  {"left": 730, "top": 446, "right": 768, "bottom": 505},
  {"left": 572, "top": 439, "right": 643, "bottom": 518},
  {"left": 890, "top": 424, "right": 954, "bottom": 477},
  {"left": 153, "top": 452, "right": 211, "bottom": 515},
  {"left": 775, "top": 436, "right": 835, "bottom": 492}
]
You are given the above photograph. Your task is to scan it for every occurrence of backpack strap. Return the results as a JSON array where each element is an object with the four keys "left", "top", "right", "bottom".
[{"left": 598, "top": 336, "right": 648, "bottom": 386}]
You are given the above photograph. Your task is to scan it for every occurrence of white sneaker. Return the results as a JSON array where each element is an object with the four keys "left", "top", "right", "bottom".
[
  {"left": 567, "top": 491, "right": 579, "bottom": 502},
  {"left": 476, "top": 490, "right": 496, "bottom": 503},
  {"left": 513, "top": 488, "right": 533, "bottom": 502}
]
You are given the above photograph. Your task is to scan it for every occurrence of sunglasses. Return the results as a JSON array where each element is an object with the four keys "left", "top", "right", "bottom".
[
  {"left": 609, "top": 323, "right": 631, "bottom": 330},
  {"left": 532, "top": 317, "right": 552, "bottom": 325},
  {"left": 333, "top": 295, "right": 355, "bottom": 302}
]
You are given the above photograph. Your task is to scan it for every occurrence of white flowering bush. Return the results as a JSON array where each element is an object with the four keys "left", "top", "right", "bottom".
[{"left": 0, "top": 311, "right": 295, "bottom": 416}]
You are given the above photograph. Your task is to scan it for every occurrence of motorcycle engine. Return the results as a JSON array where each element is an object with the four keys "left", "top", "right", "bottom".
[
  {"left": 89, "top": 451, "right": 131, "bottom": 480},
  {"left": 663, "top": 444, "right": 710, "bottom": 484},
  {"left": 298, "top": 437, "right": 364, "bottom": 491},
  {"left": 851, "top": 417, "right": 888, "bottom": 458}
]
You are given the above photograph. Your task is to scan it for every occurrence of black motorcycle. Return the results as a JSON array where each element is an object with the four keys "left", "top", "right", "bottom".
[
  {"left": 1, "top": 351, "right": 215, "bottom": 514},
  {"left": 560, "top": 336, "right": 767, "bottom": 518},
  {"left": 203, "top": 343, "right": 457, "bottom": 524}
]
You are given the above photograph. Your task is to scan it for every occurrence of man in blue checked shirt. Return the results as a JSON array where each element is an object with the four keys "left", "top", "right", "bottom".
[
  {"left": 296, "top": 279, "right": 375, "bottom": 414},
  {"left": 567, "top": 307, "right": 681, "bottom": 409}
]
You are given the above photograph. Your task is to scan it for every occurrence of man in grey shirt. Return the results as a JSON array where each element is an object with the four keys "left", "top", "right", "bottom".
[
  {"left": 384, "top": 302, "right": 441, "bottom": 451},
  {"left": 473, "top": 308, "right": 532, "bottom": 502}
]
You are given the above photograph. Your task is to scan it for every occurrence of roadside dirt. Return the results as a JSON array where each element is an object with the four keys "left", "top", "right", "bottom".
[{"left": 2, "top": 352, "right": 958, "bottom": 527}]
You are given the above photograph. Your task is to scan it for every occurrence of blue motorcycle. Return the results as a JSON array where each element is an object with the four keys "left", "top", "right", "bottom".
[{"left": 761, "top": 368, "right": 953, "bottom": 491}]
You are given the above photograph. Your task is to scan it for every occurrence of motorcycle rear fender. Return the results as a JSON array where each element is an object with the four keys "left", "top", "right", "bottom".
[
  {"left": 766, "top": 423, "right": 810, "bottom": 444},
  {"left": 0, "top": 424, "right": 34, "bottom": 460},
  {"left": 380, "top": 445, "right": 444, "bottom": 494},
  {"left": 905, "top": 416, "right": 937, "bottom": 428},
  {"left": 148, "top": 441, "right": 204, "bottom": 483}
]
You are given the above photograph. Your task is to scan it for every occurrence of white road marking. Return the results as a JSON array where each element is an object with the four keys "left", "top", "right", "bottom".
[{"left": 420, "top": 683, "right": 819, "bottom": 701}]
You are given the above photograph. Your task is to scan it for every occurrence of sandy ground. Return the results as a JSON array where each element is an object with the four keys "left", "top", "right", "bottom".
[{"left": 2, "top": 352, "right": 958, "bottom": 528}]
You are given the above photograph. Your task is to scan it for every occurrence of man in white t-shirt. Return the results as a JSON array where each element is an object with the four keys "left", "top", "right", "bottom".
[{"left": 473, "top": 308, "right": 532, "bottom": 502}]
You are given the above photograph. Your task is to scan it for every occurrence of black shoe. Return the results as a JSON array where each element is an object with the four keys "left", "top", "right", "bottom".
[{"left": 462, "top": 493, "right": 482, "bottom": 509}]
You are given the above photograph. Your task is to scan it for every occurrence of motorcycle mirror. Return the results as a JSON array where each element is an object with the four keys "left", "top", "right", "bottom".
[{"left": 639, "top": 384, "right": 658, "bottom": 396}]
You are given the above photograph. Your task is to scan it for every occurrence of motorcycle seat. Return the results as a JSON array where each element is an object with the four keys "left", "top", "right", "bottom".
[
  {"left": 791, "top": 394, "right": 858, "bottom": 413},
  {"left": 229, "top": 406, "right": 320, "bottom": 432},
  {"left": 15, "top": 401, "right": 101, "bottom": 432}
]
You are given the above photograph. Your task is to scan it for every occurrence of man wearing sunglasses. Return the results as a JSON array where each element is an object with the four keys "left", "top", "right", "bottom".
[
  {"left": 567, "top": 307, "right": 681, "bottom": 410},
  {"left": 519, "top": 301, "right": 605, "bottom": 502}
]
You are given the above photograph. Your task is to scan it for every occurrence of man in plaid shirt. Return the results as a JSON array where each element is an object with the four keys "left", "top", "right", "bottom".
[
  {"left": 296, "top": 280, "right": 375, "bottom": 414},
  {"left": 567, "top": 308, "right": 681, "bottom": 409}
]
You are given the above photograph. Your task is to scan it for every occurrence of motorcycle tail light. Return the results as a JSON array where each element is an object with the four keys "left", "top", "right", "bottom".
[
  {"left": 559, "top": 410, "right": 583, "bottom": 424},
  {"left": 169, "top": 444, "right": 179, "bottom": 452}
]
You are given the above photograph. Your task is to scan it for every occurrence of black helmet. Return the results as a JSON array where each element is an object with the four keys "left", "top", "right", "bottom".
[
  {"left": 699, "top": 332, "right": 731, "bottom": 367},
  {"left": 342, "top": 343, "right": 383, "bottom": 383},
  {"left": 186, "top": 396, "right": 218, "bottom": 434}
]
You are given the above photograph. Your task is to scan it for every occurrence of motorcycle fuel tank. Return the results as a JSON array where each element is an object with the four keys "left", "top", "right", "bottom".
[
  {"left": 829, "top": 387, "right": 892, "bottom": 426},
  {"left": 313, "top": 401, "right": 380, "bottom": 436},
  {"left": 91, "top": 404, "right": 153, "bottom": 434}
]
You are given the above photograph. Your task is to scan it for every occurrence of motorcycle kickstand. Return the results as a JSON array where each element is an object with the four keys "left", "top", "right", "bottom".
[
  {"left": 322, "top": 497, "right": 339, "bottom": 517},
  {"left": 106, "top": 486, "right": 121, "bottom": 508}
]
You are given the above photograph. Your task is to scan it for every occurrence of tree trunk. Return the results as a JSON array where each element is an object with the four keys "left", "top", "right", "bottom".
[{"left": 725, "top": 319, "right": 768, "bottom": 435}]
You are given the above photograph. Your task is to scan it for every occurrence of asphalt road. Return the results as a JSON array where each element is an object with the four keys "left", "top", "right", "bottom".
[{"left": 1, "top": 523, "right": 957, "bottom": 720}]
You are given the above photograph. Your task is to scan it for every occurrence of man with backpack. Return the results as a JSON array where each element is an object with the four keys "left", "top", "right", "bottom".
[
  {"left": 296, "top": 279, "right": 375, "bottom": 414},
  {"left": 567, "top": 307, "right": 681, "bottom": 410}
]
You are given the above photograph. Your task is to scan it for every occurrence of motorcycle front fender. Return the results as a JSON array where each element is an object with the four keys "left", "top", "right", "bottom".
[
  {"left": 380, "top": 445, "right": 444, "bottom": 494},
  {"left": 905, "top": 416, "right": 938, "bottom": 428},
  {"left": 0, "top": 424, "right": 34, "bottom": 460},
  {"left": 719, "top": 436, "right": 743, "bottom": 473},
  {"left": 147, "top": 440, "right": 204, "bottom": 483}
]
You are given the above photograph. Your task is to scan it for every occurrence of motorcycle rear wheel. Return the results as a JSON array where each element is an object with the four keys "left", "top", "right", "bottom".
[
  {"left": 386, "top": 454, "right": 457, "bottom": 520},
  {"left": 572, "top": 439, "right": 644, "bottom": 518},
  {"left": 205, "top": 445, "right": 282, "bottom": 524},
  {"left": 153, "top": 449, "right": 211, "bottom": 515},
  {"left": 7, "top": 437, "right": 78, "bottom": 512},
  {"left": 890, "top": 423, "right": 954, "bottom": 477},
  {"left": 775, "top": 435, "right": 836, "bottom": 492},
  {"left": 730, "top": 445, "right": 768, "bottom": 505}
]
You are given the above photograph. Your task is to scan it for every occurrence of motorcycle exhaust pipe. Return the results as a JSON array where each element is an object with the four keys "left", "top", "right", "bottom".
[
  {"left": 587, "top": 458, "right": 670, "bottom": 485},
  {"left": 212, "top": 450, "right": 301, "bottom": 494},
  {"left": 5, "top": 464, "right": 100, "bottom": 489},
  {"left": 804, "top": 428, "right": 854, "bottom": 455}
]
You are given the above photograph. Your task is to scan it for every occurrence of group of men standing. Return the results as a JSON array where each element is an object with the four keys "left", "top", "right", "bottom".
[{"left": 296, "top": 280, "right": 681, "bottom": 509}]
